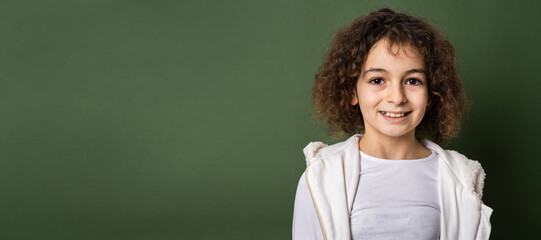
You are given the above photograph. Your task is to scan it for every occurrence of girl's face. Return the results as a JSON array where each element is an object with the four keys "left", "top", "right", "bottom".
[{"left": 351, "top": 38, "right": 428, "bottom": 140}]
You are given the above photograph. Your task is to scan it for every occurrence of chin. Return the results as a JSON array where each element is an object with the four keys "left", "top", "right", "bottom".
[{"left": 381, "top": 128, "right": 416, "bottom": 138}]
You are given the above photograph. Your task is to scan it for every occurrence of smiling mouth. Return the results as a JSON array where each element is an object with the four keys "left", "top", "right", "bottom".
[{"left": 379, "top": 111, "right": 412, "bottom": 118}]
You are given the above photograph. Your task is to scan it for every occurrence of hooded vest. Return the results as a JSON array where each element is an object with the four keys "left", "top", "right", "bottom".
[{"left": 302, "top": 134, "right": 492, "bottom": 240}]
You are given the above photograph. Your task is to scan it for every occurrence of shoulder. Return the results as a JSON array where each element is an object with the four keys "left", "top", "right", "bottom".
[
  {"left": 421, "top": 139, "right": 487, "bottom": 199},
  {"left": 302, "top": 134, "right": 362, "bottom": 166},
  {"left": 446, "top": 150, "right": 487, "bottom": 199},
  {"left": 302, "top": 141, "right": 327, "bottom": 165}
]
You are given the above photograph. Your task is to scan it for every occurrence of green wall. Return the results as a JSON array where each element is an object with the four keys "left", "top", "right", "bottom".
[{"left": 1, "top": 0, "right": 539, "bottom": 239}]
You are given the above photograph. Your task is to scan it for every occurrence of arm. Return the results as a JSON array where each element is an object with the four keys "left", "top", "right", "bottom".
[{"left": 292, "top": 172, "right": 324, "bottom": 240}]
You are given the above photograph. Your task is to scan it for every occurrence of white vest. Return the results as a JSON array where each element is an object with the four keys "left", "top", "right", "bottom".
[{"left": 303, "top": 134, "right": 493, "bottom": 240}]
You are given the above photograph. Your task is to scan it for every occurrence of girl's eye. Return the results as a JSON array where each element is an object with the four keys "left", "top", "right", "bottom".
[
  {"left": 369, "top": 78, "right": 384, "bottom": 84},
  {"left": 406, "top": 78, "right": 422, "bottom": 85}
]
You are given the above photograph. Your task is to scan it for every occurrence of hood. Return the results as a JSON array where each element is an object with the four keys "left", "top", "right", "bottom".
[{"left": 303, "top": 133, "right": 485, "bottom": 198}]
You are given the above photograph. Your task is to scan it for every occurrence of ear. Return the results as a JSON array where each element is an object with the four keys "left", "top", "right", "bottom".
[{"left": 351, "top": 91, "right": 358, "bottom": 105}]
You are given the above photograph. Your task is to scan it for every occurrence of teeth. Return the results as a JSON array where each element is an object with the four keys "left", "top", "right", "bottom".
[{"left": 382, "top": 111, "right": 408, "bottom": 117}]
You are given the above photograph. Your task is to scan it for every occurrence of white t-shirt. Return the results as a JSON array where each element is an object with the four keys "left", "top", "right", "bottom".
[{"left": 293, "top": 150, "right": 440, "bottom": 240}]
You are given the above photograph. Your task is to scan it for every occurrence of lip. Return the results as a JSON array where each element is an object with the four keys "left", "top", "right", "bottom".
[
  {"left": 379, "top": 111, "right": 411, "bottom": 123},
  {"left": 380, "top": 111, "right": 411, "bottom": 114}
]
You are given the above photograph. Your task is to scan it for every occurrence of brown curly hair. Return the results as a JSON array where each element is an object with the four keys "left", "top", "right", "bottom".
[{"left": 312, "top": 8, "right": 466, "bottom": 146}]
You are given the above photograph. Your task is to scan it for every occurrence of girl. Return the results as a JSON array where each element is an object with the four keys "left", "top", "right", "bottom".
[{"left": 292, "top": 8, "right": 492, "bottom": 240}]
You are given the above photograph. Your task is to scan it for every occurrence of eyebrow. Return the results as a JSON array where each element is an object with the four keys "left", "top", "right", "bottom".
[{"left": 362, "top": 68, "right": 426, "bottom": 77}]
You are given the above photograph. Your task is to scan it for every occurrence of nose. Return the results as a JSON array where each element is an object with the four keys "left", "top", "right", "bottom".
[{"left": 386, "top": 83, "right": 406, "bottom": 105}]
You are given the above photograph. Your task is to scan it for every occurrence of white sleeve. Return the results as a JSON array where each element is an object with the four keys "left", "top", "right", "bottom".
[{"left": 292, "top": 172, "right": 324, "bottom": 240}]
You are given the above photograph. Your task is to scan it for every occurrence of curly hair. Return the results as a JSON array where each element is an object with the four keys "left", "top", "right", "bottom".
[{"left": 312, "top": 8, "right": 466, "bottom": 146}]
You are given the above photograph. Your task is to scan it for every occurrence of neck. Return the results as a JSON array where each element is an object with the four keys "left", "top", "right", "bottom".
[{"left": 358, "top": 131, "right": 431, "bottom": 160}]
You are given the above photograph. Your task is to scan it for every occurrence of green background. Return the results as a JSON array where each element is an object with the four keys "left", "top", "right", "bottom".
[{"left": 1, "top": 0, "right": 539, "bottom": 239}]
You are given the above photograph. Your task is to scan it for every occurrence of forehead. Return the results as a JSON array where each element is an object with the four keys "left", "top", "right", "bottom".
[{"left": 362, "top": 39, "right": 425, "bottom": 70}]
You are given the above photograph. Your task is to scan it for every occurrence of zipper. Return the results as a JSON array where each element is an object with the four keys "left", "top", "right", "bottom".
[{"left": 305, "top": 165, "right": 329, "bottom": 240}]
